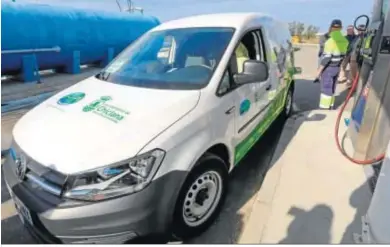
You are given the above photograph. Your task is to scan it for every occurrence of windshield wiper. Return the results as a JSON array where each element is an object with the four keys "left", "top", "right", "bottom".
[{"left": 96, "top": 71, "right": 111, "bottom": 81}]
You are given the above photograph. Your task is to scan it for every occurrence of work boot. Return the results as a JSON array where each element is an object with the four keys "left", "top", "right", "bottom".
[
  {"left": 318, "top": 105, "right": 334, "bottom": 110},
  {"left": 346, "top": 80, "right": 352, "bottom": 88},
  {"left": 338, "top": 78, "right": 347, "bottom": 84}
]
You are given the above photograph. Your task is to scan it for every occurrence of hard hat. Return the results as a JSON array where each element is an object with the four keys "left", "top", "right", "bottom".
[{"left": 330, "top": 19, "right": 342, "bottom": 28}]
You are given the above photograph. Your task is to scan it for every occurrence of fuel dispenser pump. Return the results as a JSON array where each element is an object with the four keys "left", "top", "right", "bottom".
[
  {"left": 335, "top": 0, "right": 390, "bottom": 165},
  {"left": 333, "top": 0, "right": 390, "bottom": 243}
]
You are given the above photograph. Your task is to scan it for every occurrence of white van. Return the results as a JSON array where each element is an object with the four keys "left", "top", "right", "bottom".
[{"left": 4, "top": 13, "right": 300, "bottom": 243}]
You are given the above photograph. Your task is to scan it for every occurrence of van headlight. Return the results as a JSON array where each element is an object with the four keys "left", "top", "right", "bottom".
[{"left": 64, "top": 149, "right": 165, "bottom": 201}]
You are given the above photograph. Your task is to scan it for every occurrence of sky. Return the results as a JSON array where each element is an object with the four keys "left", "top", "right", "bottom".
[{"left": 7, "top": 0, "right": 374, "bottom": 32}]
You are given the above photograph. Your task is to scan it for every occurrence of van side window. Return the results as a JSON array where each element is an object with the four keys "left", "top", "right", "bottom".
[
  {"left": 266, "top": 27, "right": 288, "bottom": 74},
  {"left": 254, "top": 29, "right": 267, "bottom": 61},
  {"left": 218, "top": 70, "right": 232, "bottom": 95},
  {"left": 217, "top": 29, "right": 267, "bottom": 96},
  {"left": 233, "top": 30, "right": 264, "bottom": 73}
]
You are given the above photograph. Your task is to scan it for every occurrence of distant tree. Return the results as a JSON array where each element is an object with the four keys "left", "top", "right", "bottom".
[
  {"left": 289, "top": 21, "right": 319, "bottom": 42},
  {"left": 304, "top": 25, "right": 320, "bottom": 39},
  {"left": 289, "top": 22, "right": 305, "bottom": 37},
  {"left": 312, "top": 26, "right": 320, "bottom": 36},
  {"left": 289, "top": 21, "right": 297, "bottom": 36},
  {"left": 296, "top": 22, "right": 305, "bottom": 37},
  {"left": 304, "top": 25, "right": 313, "bottom": 39}
]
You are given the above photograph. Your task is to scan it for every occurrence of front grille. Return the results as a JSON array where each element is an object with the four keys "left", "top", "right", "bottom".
[
  {"left": 26, "top": 159, "right": 68, "bottom": 196},
  {"left": 26, "top": 172, "right": 62, "bottom": 196},
  {"left": 27, "top": 160, "right": 67, "bottom": 187},
  {"left": 25, "top": 160, "right": 68, "bottom": 197},
  {"left": 12, "top": 140, "right": 68, "bottom": 197}
]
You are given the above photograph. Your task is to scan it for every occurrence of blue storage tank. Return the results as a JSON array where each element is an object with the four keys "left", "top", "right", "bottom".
[{"left": 1, "top": 2, "right": 160, "bottom": 75}]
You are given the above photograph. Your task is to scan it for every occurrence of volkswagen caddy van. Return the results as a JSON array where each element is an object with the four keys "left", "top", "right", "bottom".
[{"left": 4, "top": 13, "right": 300, "bottom": 243}]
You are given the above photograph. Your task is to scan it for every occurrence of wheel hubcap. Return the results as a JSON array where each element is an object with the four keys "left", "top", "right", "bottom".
[
  {"left": 195, "top": 188, "right": 209, "bottom": 206},
  {"left": 182, "top": 170, "right": 223, "bottom": 227}
]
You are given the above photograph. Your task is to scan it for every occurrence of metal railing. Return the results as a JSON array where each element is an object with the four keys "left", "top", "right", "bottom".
[{"left": 1, "top": 46, "right": 61, "bottom": 54}]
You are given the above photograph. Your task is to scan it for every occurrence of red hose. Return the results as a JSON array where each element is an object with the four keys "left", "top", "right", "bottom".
[{"left": 334, "top": 71, "right": 385, "bottom": 165}]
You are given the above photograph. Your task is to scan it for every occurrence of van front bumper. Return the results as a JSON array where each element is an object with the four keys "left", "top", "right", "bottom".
[{"left": 3, "top": 156, "right": 187, "bottom": 244}]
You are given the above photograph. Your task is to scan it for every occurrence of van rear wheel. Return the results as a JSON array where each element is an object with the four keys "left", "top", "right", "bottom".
[
  {"left": 283, "top": 86, "right": 294, "bottom": 118},
  {"left": 172, "top": 153, "right": 228, "bottom": 241}
]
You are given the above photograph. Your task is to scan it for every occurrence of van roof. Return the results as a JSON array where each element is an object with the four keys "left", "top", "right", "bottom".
[{"left": 153, "top": 13, "right": 274, "bottom": 31}]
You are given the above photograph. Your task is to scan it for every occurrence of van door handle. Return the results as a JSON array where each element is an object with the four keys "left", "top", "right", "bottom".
[
  {"left": 225, "top": 106, "right": 235, "bottom": 115},
  {"left": 266, "top": 85, "right": 272, "bottom": 91}
]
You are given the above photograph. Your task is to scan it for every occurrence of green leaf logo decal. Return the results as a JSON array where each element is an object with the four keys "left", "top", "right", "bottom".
[
  {"left": 57, "top": 92, "right": 85, "bottom": 105},
  {"left": 240, "top": 99, "right": 251, "bottom": 115}
]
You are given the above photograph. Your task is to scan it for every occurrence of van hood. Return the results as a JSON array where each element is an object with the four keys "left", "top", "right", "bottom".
[{"left": 13, "top": 77, "right": 200, "bottom": 174}]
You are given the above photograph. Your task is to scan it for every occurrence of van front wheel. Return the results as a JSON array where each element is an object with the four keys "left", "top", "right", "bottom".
[
  {"left": 172, "top": 153, "right": 228, "bottom": 241},
  {"left": 282, "top": 86, "right": 294, "bottom": 118}
]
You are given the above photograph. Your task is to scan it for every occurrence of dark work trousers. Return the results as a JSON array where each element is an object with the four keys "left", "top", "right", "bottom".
[{"left": 319, "top": 66, "right": 340, "bottom": 109}]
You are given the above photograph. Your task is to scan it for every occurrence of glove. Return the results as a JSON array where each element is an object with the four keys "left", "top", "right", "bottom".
[{"left": 313, "top": 77, "right": 320, "bottom": 83}]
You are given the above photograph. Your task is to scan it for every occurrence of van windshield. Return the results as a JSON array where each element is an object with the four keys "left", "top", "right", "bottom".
[{"left": 96, "top": 27, "right": 234, "bottom": 90}]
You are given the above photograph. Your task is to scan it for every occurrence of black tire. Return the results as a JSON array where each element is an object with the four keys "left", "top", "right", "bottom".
[
  {"left": 282, "top": 86, "right": 294, "bottom": 118},
  {"left": 171, "top": 153, "right": 229, "bottom": 241}
]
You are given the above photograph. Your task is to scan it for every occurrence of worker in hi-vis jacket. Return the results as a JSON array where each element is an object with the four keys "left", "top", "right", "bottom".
[{"left": 314, "top": 19, "right": 349, "bottom": 109}]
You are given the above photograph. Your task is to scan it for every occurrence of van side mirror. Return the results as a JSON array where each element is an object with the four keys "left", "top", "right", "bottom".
[{"left": 233, "top": 60, "right": 269, "bottom": 85}]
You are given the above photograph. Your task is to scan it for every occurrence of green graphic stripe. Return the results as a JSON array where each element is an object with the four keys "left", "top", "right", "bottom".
[{"left": 234, "top": 79, "right": 292, "bottom": 165}]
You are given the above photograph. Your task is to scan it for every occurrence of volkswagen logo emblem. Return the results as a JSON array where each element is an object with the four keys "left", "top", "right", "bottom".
[{"left": 15, "top": 154, "right": 27, "bottom": 181}]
